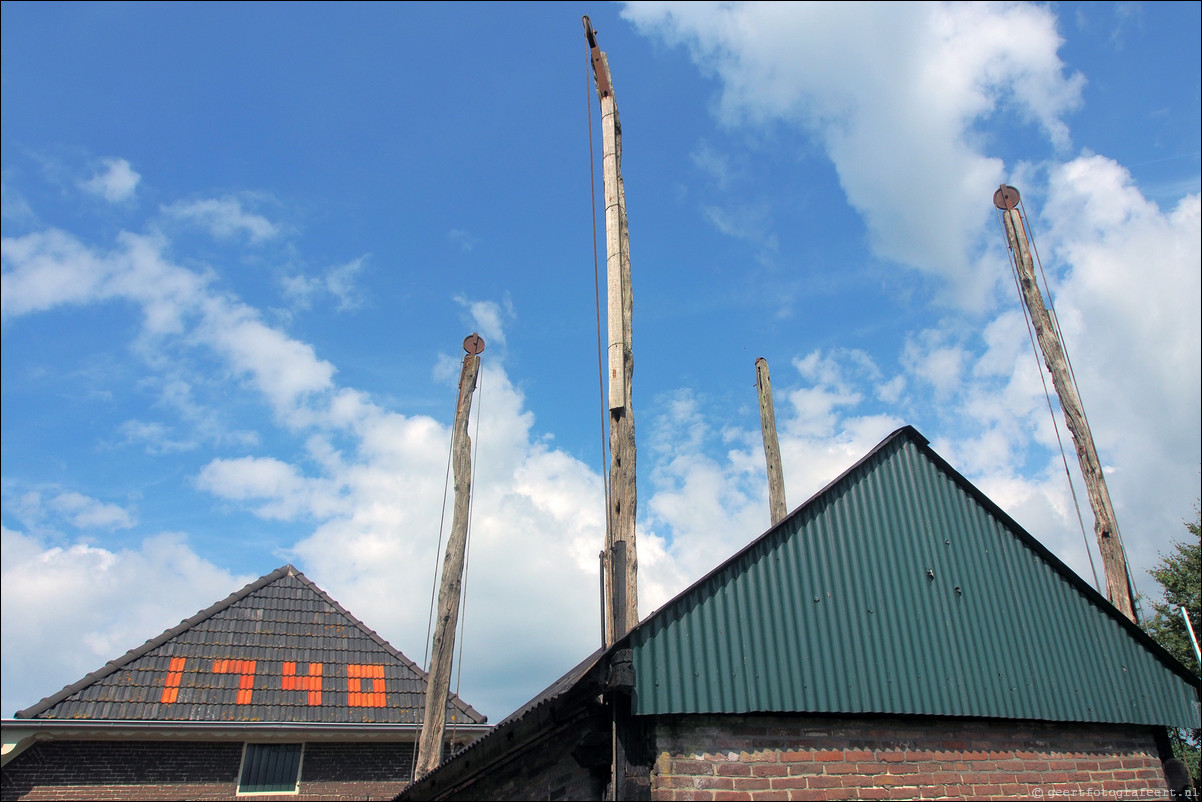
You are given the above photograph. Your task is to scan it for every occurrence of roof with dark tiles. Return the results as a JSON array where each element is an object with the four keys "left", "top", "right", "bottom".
[{"left": 15, "top": 565, "right": 486, "bottom": 725}]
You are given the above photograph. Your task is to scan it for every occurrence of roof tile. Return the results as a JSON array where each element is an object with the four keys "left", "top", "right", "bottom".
[{"left": 16, "top": 565, "right": 485, "bottom": 725}]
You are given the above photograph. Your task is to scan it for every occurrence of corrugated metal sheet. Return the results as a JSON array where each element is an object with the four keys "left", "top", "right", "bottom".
[
  {"left": 18, "top": 565, "right": 486, "bottom": 726},
  {"left": 630, "top": 427, "right": 1199, "bottom": 727}
]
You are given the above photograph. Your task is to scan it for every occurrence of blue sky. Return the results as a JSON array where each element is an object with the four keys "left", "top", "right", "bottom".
[{"left": 2, "top": 2, "right": 1199, "bottom": 722}]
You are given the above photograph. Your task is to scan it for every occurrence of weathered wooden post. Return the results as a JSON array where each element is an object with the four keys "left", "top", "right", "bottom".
[
  {"left": 415, "top": 333, "right": 484, "bottom": 778},
  {"left": 585, "top": 18, "right": 653, "bottom": 802},
  {"left": 994, "top": 185, "right": 1137, "bottom": 622},
  {"left": 585, "top": 15, "right": 638, "bottom": 646},
  {"left": 755, "top": 357, "right": 787, "bottom": 526}
]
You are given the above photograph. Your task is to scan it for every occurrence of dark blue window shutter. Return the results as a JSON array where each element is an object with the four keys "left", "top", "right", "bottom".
[{"left": 238, "top": 743, "right": 303, "bottom": 794}]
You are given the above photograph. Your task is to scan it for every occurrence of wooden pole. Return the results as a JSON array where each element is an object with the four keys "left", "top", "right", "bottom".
[
  {"left": 995, "top": 186, "right": 1137, "bottom": 622},
  {"left": 755, "top": 358, "right": 787, "bottom": 526},
  {"left": 415, "top": 334, "right": 483, "bottom": 777},
  {"left": 586, "top": 17, "right": 638, "bottom": 645}
]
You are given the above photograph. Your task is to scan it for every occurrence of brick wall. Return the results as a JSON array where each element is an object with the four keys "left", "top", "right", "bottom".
[
  {"left": 298, "top": 742, "right": 415, "bottom": 800},
  {"left": 1, "top": 740, "right": 418, "bottom": 802},
  {"left": 650, "top": 715, "right": 1172, "bottom": 801},
  {"left": 1, "top": 741, "right": 240, "bottom": 801}
]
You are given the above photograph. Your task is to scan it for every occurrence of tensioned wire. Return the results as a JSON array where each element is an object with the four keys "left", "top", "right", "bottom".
[
  {"left": 449, "top": 359, "right": 483, "bottom": 751},
  {"left": 411, "top": 352, "right": 484, "bottom": 778},
  {"left": 411, "top": 402, "right": 456, "bottom": 780},
  {"left": 585, "top": 36, "right": 613, "bottom": 648},
  {"left": 413, "top": 34, "right": 618, "bottom": 777},
  {"left": 1013, "top": 199, "right": 1141, "bottom": 619},
  {"left": 996, "top": 202, "right": 1103, "bottom": 595}
]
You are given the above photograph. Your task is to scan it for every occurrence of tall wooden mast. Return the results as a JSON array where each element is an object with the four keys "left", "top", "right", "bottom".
[
  {"left": 585, "top": 16, "right": 638, "bottom": 645},
  {"left": 415, "top": 333, "right": 484, "bottom": 777},
  {"left": 994, "top": 185, "right": 1137, "bottom": 622}
]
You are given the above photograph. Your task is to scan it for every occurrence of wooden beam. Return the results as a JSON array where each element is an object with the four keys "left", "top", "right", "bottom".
[
  {"left": 586, "top": 18, "right": 638, "bottom": 645},
  {"left": 997, "top": 189, "right": 1137, "bottom": 622},
  {"left": 755, "top": 358, "right": 787, "bottom": 526},
  {"left": 415, "top": 336, "right": 483, "bottom": 777},
  {"left": 600, "top": 52, "right": 627, "bottom": 414}
]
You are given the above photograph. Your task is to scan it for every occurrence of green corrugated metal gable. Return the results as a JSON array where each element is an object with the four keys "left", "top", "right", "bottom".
[{"left": 630, "top": 427, "right": 1199, "bottom": 727}]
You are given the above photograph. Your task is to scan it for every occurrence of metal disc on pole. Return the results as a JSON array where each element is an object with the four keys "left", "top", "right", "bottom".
[
  {"left": 993, "top": 185, "right": 1021, "bottom": 211},
  {"left": 463, "top": 333, "right": 485, "bottom": 355}
]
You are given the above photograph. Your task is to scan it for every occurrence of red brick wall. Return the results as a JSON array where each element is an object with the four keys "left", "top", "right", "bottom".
[
  {"left": 1, "top": 740, "right": 417, "bottom": 801},
  {"left": 650, "top": 715, "right": 1172, "bottom": 801}
]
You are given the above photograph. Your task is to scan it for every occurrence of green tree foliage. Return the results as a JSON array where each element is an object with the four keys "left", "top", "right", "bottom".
[
  {"left": 1143, "top": 503, "right": 1200, "bottom": 784},
  {"left": 1146, "top": 505, "right": 1202, "bottom": 675}
]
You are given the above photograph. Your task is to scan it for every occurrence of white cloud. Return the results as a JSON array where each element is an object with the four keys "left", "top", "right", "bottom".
[
  {"left": 199, "top": 300, "right": 336, "bottom": 419},
  {"left": 196, "top": 455, "right": 348, "bottom": 522},
  {"left": 3, "top": 230, "right": 608, "bottom": 717},
  {"left": 163, "top": 197, "right": 280, "bottom": 242},
  {"left": 622, "top": 1, "right": 1198, "bottom": 610},
  {"left": 1037, "top": 156, "right": 1201, "bottom": 592},
  {"left": 448, "top": 229, "right": 476, "bottom": 252},
  {"left": 3, "top": 175, "right": 36, "bottom": 223},
  {"left": 282, "top": 256, "right": 367, "bottom": 312},
  {"left": 1, "top": 229, "right": 118, "bottom": 319},
  {"left": 622, "top": 357, "right": 911, "bottom": 609},
  {"left": 138, "top": 377, "right": 260, "bottom": 451},
  {"left": 1, "top": 228, "right": 210, "bottom": 334},
  {"left": 785, "top": 349, "right": 871, "bottom": 438},
  {"left": 118, "top": 419, "right": 198, "bottom": 454},
  {"left": 1, "top": 487, "right": 136, "bottom": 534},
  {"left": 283, "top": 365, "right": 607, "bottom": 717},
  {"left": 80, "top": 158, "right": 141, "bottom": 203},
  {"left": 454, "top": 295, "right": 513, "bottom": 348},
  {"left": 901, "top": 326, "right": 969, "bottom": 401},
  {"left": 1, "top": 525, "right": 251, "bottom": 717},
  {"left": 2, "top": 226, "right": 334, "bottom": 422},
  {"left": 323, "top": 258, "right": 366, "bottom": 310},
  {"left": 48, "top": 491, "right": 136, "bottom": 530},
  {"left": 689, "top": 140, "right": 739, "bottom": 188},
  {"left": 4, "top": 121, "right": 1196, "bottom": 727},
  {"left": 700, "top": 202, "right": 779, "bottom": 264},
  {"left": 622, "top": 1, "right": 1085, "bottom": 308},
  {"left": 865, "top": 154, "right": 1201, "bottom": 594},
  {"left": 645, "top": 441, "right": 765, "bottom": 583}
]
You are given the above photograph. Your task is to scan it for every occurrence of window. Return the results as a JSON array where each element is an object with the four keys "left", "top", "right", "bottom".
[{"left": 237, "top": 743, "right": 303, "bottom": 795}]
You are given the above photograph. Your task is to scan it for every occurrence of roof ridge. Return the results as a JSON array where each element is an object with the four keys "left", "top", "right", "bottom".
[
  {"left": 625, "top": 423, "right": 1195, "bottom": 685},
  {"left": 16, "top": 563, "right": 486, "bottom": 723},
  {"left": 405, "top": 428, "right": 936, "bottom": 791},
  {"left": 627, "top": 426, "right": 924, "bottom": 630},
  {"left": 284, "top": 569, "right": 485, "bottom": 723},
  {"left": 15, "top": 565, "right": 293, "bottom": 718},
  {"left": 903, "top": 429, "right": 1199, "bottom": 685}
]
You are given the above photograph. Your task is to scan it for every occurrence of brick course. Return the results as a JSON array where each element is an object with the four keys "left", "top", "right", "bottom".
[
  {"left": 650, "top": 715, "right": 1172, "bottom": 802},
  {"left": 1, "top": 742, "right": 240, "bottom": 801}
]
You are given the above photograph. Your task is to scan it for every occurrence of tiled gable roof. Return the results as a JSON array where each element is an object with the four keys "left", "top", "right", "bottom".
[{"left": 16, "top": 565, "right": 486, "bottom": 725}]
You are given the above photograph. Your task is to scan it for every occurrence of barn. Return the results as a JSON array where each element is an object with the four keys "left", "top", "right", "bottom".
[
  {"left": 1, "top": 565, "right": 488, "bottom": 801},
  {"left": 400, "top": 426, "right": 1199, "bottom": 801}
]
